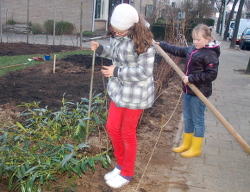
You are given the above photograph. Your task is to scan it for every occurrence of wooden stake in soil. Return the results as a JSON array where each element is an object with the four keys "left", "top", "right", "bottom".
[
  {"left": 154, "top": 43, "right": 250, "bottom": 155},
  {"left": 86, "top": 51, "right": 96, "bottom": 142},
  {"left": 53, "top": 54, "right": 56, "bottom": 73}
]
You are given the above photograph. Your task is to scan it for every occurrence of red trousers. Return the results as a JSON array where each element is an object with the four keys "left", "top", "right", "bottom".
[{"left": 106, "top": 101, "right": 143, "bottom": 176}]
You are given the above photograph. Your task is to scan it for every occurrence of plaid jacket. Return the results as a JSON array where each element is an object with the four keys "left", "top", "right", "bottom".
[{"left": 98, "top": 36, "right": 155, "bottom": 109}]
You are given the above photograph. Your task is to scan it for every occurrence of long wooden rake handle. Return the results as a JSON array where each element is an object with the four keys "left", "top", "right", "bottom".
[{"left": 154, "top": 43, "right": 250, "bottom": 155}]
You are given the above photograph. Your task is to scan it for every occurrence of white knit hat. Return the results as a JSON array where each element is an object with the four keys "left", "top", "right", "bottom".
[{"left": 110, "top": 4, "right": 139, "bottom": 31}]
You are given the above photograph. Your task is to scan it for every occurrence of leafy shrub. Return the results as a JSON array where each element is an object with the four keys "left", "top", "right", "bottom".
[
  {"left": 31, "top": 23, "right": 43, "bottom": 35},
  {"left": 6, "top": 19, "right": 16, "bottom": 25},
  {"left": 44, "top": 20, "right": 75, "bottom": 35},
  {"left": 151, "top": 24, "right": 166, "bottom": 40},
  {"left": 82, "top": 31, "right": 98, "bottom": 37},
  {"left": 55, "top": 21, "right": 75, "bottom": 35},
  {"left": 156, "top": 17, "right": 166, "bottom": 24},
  {"left": 44, "top": 19, "right": 54, "bottom": 35},
  {"left": 0, "top": 94, "right": 111, "bottom": 191}
]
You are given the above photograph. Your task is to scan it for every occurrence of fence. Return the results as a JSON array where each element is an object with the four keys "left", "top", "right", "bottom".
[{"left": 0, "top": 0, "right": 96, "bottom": 47}]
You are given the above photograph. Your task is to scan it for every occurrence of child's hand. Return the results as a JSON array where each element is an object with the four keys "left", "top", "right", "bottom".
[
  {"left": 101, "top": 65, "right": 116, "bottom": 77},
  {"left": 182, "top": 76, "right": 189, "bottom": 84},
  {"left": 91, "top": 41, "right": 99, "bottom": 51},
  {"left": 154, "top": 42, "right": 160, "bottom": 45}
]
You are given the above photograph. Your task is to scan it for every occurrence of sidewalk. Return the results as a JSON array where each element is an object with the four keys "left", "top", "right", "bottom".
[{"left": 167, "top": 33, "right": 250, "bottom": 192}]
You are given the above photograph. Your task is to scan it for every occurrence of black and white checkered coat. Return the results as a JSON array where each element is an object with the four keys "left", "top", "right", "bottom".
[{"left": 98, "top": 36, "right": 155, "bottom": 109}]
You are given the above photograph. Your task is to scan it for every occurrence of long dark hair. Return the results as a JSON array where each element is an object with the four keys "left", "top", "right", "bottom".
[{"left": 107, "top": 15, "right": 153, "bottom": 54}]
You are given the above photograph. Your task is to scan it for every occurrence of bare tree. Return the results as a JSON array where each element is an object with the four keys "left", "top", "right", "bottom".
[
  {"left": 216, "top": 0, "right": 224, "bottom": 34},
  {"left": 196, "top": 0, "right": 214, "bottom": 18},
  {"left": 223, "top": 0, "right": 239, "bottom": 40},
  {"left": 245, "top": 0, "right": 250, "bottom": 18},
  {"left": 245, "top": 0, "right": 250, "bottom": 9},
  {"left": 230, "top": 0, "right": 245, "bottom": 48}
]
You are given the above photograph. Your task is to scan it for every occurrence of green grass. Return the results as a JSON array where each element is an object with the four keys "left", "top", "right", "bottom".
[{"left": 0, "top": 49, "right": 92, "bottom": 77}]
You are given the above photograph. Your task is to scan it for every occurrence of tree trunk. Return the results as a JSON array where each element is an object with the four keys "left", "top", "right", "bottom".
[
  {"left": 223, "top": 0, "right": 239, "bottom": 41},
  {"left": 230, "top": 0, "right": 245, "bottom": 49},
  {"left": 216, "top": 9, "right": 222, "bottom": 33},
  {"left": 220, "top": 0, "right": 226, "bottom": 36},
  {"left": 247, "top": 57, "right": 250, "bottom": 73}
]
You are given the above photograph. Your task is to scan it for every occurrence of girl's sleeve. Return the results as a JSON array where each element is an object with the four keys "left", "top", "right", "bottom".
[
  {"left": 117, "top": 46, "right": 155, "bottom": 82},
  {"left": 159, "top": 41, "right": 188, "bottom": 58},
  {"left": 97, "top": 45, "right": 113, "bottom": 60}
]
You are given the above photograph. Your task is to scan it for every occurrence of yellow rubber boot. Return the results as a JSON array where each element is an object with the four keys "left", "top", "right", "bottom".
[
  {"left": 181, "top": 136, "right": 203, "bottom": 158},
  {"left": 172, "top": 133, "right": 193, "bottom": 153}
]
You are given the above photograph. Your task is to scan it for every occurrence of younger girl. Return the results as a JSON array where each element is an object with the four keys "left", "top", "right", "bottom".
[
  {"left": 91, "top": 4, "right": 155, "bottom": 188},
  {"left": 157, "top": 24, "right": 220, "bottom": 158}
]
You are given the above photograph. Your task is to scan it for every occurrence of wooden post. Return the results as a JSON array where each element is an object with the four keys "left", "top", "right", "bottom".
[
  {"left": 154, "top": 43, "right": 250, "bottom": 155},
  {"left": 53, "top": 54, "right": 56, "bottom": 73},
  {"left": 80, "top": 2, "right": 83, "bottom": 49},
  {"left": 26, "top": 0, "right": 29, "bottom": 43},
  {"left": 85, "top": 51, "right": 96, "bottom": 142},
  {"left": 0, "top": 0, "right": 3, "bottom": 43},
  {"left": 53, "top": 0, "right": 56, "bottom": 45}
]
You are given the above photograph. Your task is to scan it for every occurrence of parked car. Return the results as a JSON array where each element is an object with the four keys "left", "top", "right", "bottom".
[
  {"left": 239, "top": 27, "right": 250, "bottom": 50},
  {"left": 229, "top": 18, "right": 250, "bottom": 44}
]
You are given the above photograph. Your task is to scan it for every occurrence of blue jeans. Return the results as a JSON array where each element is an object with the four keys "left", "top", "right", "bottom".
[{"left": 183, "top": 93, "right": 207, "bottom": 137}]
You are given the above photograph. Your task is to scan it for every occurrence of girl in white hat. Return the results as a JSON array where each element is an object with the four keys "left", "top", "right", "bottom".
[{"left": 91, "top": 3, "right": 155, "bottom": 189}]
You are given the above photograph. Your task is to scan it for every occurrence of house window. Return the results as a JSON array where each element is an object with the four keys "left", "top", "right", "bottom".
[
  {"left": 95, "top": 0, "right": 131, "bottom": 20},
  {"left": 95, "top": 0, "right": 108, "bottom": 19}
]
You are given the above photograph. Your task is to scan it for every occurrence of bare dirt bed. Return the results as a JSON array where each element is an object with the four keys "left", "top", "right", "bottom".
[{"left": 0, "top": 42, "right": 183, "bottom": 192}]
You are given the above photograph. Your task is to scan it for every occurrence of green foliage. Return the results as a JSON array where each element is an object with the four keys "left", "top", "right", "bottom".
[
  {"left": 6, "top": 19, "right": 16, "bottom": 25},
  {"left": 150, "top": 24, "right": 166, "bottom": 40},
  {"left": 44, "top": 19, "right": 54, "bottom": 35},
  {"left": 31, "top": 23, "right": 43, "bottom": 35},
  {"left": 194, "top": 18, "right": 215, "bottom": 27},
  {"left": 56, "top": 21, "right": 75, "bottom": 35},
  {"left": 0, "top": 94, "right": 111, "bottom": 191},
  {"left": 44, "top": 20, "right": 75, "bottom": 35},
  {"left": 156, "top": 17, "right": 166, "bottom": 24},
  {"left": 82, "top": 31, "right": 98, "bottom": 37}
]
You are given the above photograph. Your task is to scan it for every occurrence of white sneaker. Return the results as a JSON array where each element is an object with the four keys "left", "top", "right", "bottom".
[
  {"left": 104, "top": 167, "right": 121, "bottom": 181},
  {"left": 105, "top": 174, "right": 129, "bottom": 189}
]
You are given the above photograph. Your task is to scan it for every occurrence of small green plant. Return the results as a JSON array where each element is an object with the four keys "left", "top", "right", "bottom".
[{"left": 0, "top": 94, "right": 111, "bottom": 191}]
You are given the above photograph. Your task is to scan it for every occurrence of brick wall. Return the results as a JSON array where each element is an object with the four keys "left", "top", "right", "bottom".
[{"left": 1, "top": 0, "right": 94, "bottom": 33}]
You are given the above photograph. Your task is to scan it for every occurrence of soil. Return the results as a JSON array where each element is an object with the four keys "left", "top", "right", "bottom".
[{"left": 0, "top": 42, "right": 183, "bottom": 192}]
